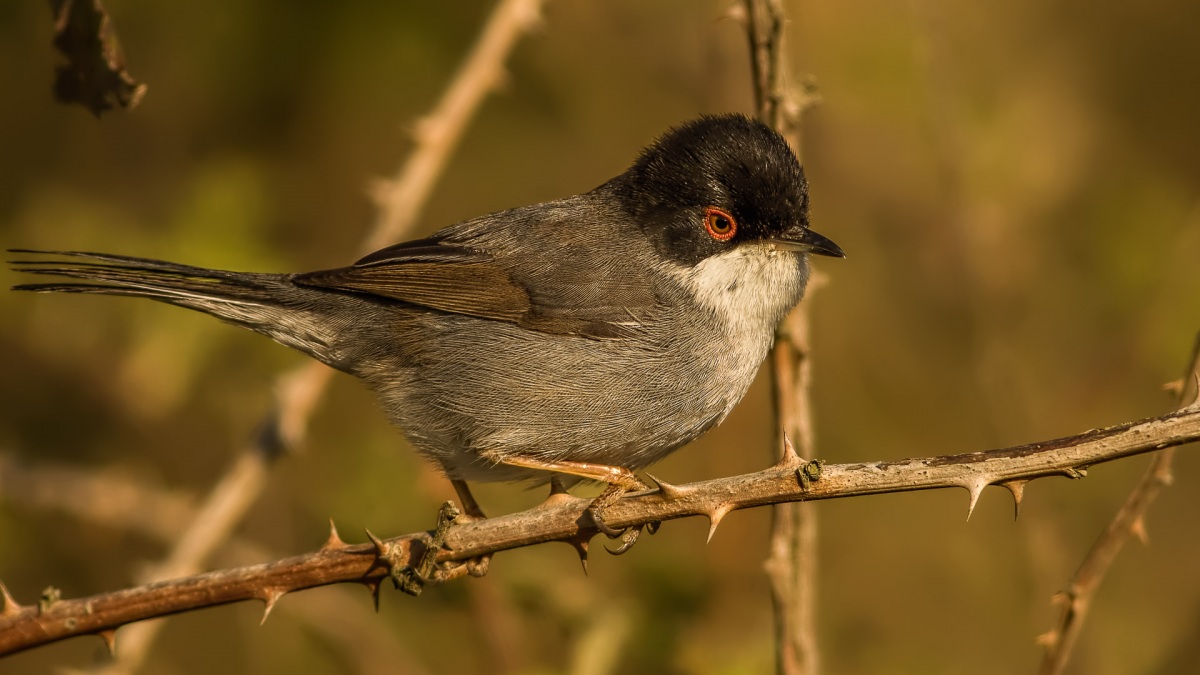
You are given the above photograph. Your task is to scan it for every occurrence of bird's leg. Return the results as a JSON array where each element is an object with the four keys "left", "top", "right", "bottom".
[
  {"left": 451, "top": 479, "right": 488, "bottom": 521},
  {"left": 483, "top": 453, "right": 651, "bottom": 551},
  {"left": 380, "top": 500, "right": 462, "bottom": 596},
  {"left": 388, "top": 480, "right": 491, "bottom": 596},
  {"left": 447, "top": 479, "right": 492, "bottom": 578}
]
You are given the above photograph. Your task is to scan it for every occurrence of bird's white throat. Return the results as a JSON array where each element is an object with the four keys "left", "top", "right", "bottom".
[{"left": 674, "top": 240, "right": 807, "bottom": 338}]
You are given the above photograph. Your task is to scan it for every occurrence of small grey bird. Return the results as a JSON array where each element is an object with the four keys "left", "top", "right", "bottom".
[{"left": 11, "top": 114, "right": 842, "bottom": 545}]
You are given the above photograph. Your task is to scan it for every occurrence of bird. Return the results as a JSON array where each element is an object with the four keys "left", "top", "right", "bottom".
[{"left": 11, "top": 113, "right": 843, "bottom": 556}]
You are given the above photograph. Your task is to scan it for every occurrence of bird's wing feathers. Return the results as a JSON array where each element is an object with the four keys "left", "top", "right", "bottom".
[
  {"left": 296, "top": 240, "right": 532, "bottom": 322},
  {"left": 293, "top": 231, "right": 659, "bottom": 339}
]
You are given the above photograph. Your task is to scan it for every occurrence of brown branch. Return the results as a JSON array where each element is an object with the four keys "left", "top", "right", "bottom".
[
  {"left": 3, "top": 406, "right": 1199, "bottom": 657},
  {"left": 742, "top": 1, "right": 824, "bottom": 672},
  {"left": 84, "top": 2, "right": 547, "bottom": 671},
  {"left": 1037, "top": 335, "right": 1200, "bottom": 675}
]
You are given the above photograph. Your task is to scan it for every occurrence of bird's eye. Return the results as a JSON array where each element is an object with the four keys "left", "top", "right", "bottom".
[{"left": 704, "top": 207, "right": 737, "bottom": 241}]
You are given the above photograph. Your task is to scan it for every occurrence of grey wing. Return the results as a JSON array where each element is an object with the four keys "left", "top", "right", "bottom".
[{"left": 293, "top": 223, "right": 661, "bottom": 339}]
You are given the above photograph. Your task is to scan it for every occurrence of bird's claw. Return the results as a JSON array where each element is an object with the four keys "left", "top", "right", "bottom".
[
  {"left": 588, "top": 507, "right": 627, "bottom": 538},
  {"left": 605, "top": 527, "right": 642, "bottom": 555},
  {"left": 386, "top": 500, "right": 464, "bottom": 596},
  {"left": 584, "top": 480, "right": 659, "bottom": 555}
]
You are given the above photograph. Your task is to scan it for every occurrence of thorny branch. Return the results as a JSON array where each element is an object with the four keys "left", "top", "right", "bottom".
[
  {"left": 82, "top": 1, "right": 547, "bottom": 671},
  {"left": 1037, "top": 334, "right": 1200, "bottom": 675},
  {"left": 0, "top": 453, "right": 440, "bottom": 673},
  {"left": 742, "top": 0, "right": 824, "bottom": 673},
  {"left": 3, "top": 406, "right": 1199, "bottom": 656}
]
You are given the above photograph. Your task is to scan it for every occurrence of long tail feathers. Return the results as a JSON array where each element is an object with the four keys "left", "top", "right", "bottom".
[
  {"left": 7, "top": 248, "right": 349, "bottom": 364},
  {"left": 8, "top": 249, "right": 280, "bottom": 305}
]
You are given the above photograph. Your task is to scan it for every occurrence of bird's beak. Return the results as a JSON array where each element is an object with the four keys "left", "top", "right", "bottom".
[{"left": 770, "top": 227, "right": 845, "bottom": 258}]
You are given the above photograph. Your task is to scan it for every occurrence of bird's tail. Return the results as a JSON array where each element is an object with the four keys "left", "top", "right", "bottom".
[{"left": 9, "top": 249, "right": 346, "bottom": 366}]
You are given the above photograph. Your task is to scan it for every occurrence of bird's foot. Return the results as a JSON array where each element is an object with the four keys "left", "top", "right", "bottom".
[
  {"left": 586, "top": 479, "right": 659, "bottom": 555},
  {"left": 372, "top": 500, "right": 489, "bottom": 597}
]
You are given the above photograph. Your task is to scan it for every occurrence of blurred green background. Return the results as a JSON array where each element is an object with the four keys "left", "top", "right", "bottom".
[{"left": 2, "top": 1, "right": 1199, "bottom": 673}]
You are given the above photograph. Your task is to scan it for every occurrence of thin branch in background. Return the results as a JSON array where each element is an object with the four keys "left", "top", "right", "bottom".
[
  {"left": 567, "top": 602, "right": 631, "bottom": 675},
  {"left": 366, "top": 0, "right": 544, "bottom": 252},
  {"left": 4, "top": 405, "right": 1200, "bottom": 657},
  {"left": 81, "top": 1, "right": 547, "bottom": 671},
  {"left": 741, "top": 0, "right": 823, "bottom": 673},
  {"left": 1037, "top": 333, "right": 1200, "bottom": 675},
  {"left": 0, "top": 453, "right": 194, "bottom": 543}
]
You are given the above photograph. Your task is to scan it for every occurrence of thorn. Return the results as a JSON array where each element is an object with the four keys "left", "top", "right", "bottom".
[
  {"left": 1061, "top": 467, "right": 1086, "bottom": 479},
  {"left": 1035, "top": 629, "right": 1059, "bottom": 649},
  {"left": 962, "top": 477, "right": 988, "bottom": 521},
  {"left": 1000, "top": 480, "right": 1027, "bottom": 520},
  {"left": 364, "top": 580, "right": 382, "bottom": 612},
  {"left": 565, "top": 536, "right": 590, "bottom": 575},
  {"left": 1185, "top": 373, "right": 1200, "bottom": 410},
  {"left": 773, "top": 435, "right": 803, "bottom": 471},
  {"left": 1163, "top": 378, "right": 1184, "bottom": 398},
  {"left": 97, "top": 629, "right": 117, "bottom": 656},
  {"left": 365, "top": 528, "right": 387, "bottom": 556},
  {"left": 705, "top": 503, "right": 734, "bottom": 543},
  {"left": 1130, "top": 516, "right": 1149, "bottom": 545},
  {"left": 259, "top": 587, "right": 285, "bottom": 625},
  {"left": 321, "top": 518, "right": 347, "bottom": 551},
  {"left": 1049, "top": 590, "right": 1068, "bottom": 607},
  {"left": 549, "top": 475, "right": 568, "bottom": 495},
  {"left": 539, "top": 480, "right": 578, "bottom": 509},
  {"left": 0, "top": 581, "right": 21, "bottom": 616},
  {"left": 645, "top": 473, "right": 688, "bottom": 500}
]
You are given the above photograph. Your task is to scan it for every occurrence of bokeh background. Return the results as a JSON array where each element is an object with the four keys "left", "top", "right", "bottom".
[{"left": 2, "top": 1, "right": 1199, "bottom": 673}]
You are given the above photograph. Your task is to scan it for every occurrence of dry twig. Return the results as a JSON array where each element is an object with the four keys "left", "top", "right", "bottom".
[
  {"left": 49, "top": 0, "right": 146, "bottom": 116},
  {"left": 367, "top": 0, "right": 543, "bottom": 251},
  {"left": 3, "top": 405, "right": 1199, "bottom": 656},
  {"left": 1037, "top": 335, "right": 1200, "bottom": 675},
  {"left": 742, "top": 0, "right": 824, "bottom": 672}
]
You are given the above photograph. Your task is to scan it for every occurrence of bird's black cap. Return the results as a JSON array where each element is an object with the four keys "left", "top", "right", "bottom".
[{"left": 610, "top": 114, "right": 841, "bottom": 266}]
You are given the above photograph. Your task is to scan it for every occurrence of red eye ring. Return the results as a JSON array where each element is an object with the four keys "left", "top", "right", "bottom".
[{"left": 704, "top": 207, "right": 737, "bottom": 241}]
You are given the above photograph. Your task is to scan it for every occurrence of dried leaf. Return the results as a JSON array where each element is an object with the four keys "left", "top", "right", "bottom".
[{"left": 50, "top": 0, "right": 147, "bottom": 116}]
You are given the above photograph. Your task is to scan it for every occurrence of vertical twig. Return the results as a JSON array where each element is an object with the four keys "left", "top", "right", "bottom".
[
  {"left": 742, "top": 1, "right": 822, "bottom": 673},
  {"left": 93, "top": 1, "right": 547, "bottom": 671},
  {"left": 1037, "top": 333, "right": 1200, "bottom": 675}
]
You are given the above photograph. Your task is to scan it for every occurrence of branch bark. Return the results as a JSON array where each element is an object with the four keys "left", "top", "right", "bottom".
[{"left": 3, "top": 405, "right": 1198, "bottom": 657}]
